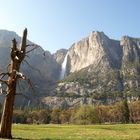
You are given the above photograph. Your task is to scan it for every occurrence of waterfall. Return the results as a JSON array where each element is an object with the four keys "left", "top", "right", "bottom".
[
  {"left": 60, "top": 52, "right": 68, "bottom": 79},
  {"left": 27, "top": 100, "right": 31, "bottom": 107}
]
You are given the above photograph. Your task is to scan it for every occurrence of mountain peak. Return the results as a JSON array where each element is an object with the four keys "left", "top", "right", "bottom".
[
  {"left": 120, "top": 35, "right": 140, "bottom": 47},
  {"left": 89, "top": 31, "right": 109, "bottom": 44},
  {"left": 0, "top": 30, "right": 20, "bottom": 48},
  {"left": 90, "top": 31, "right": 107, "bottom": 38},
  {"left": 0, "top": 29, "right": 18, "bottom": 38},
  {"left": 91, "top": 31, "right": 105, "bottom": 35}
]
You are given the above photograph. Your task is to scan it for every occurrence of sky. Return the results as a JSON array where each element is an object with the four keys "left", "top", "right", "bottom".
[{"left": 0, "top": 0, "right": 140, "bottom": 53}]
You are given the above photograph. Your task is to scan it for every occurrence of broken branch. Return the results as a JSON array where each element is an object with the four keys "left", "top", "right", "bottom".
[
  {"left": 0, "top": 79, "right": 8, "bottom": 85},
  {"left": 15, "top": 93, "right": 30, "bottom": 100},
  {"left": 26, "top": 45, "right": 39, "bottom": 54},
  {"left": 23, "top": 59, "right": 42, "bottom": 76},
  {"left": 0, "top": 72, "right": 10, "bottom": 79}
]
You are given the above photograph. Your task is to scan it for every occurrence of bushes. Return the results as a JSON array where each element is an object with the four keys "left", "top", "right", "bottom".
[
  {"left": 75, "top": 105, "right": 99, "bottom": 124},
  {"left": 11, "top": 101, "right": 140, "bottom": 124},
  {"left": 51, "top": 108, "right": 61, "bottom": 124},
  {"left": 129, "top": 101, "right": 140, "bottom": 122},
  {"left": 13, "top": 110, "right": 27, "bottom": 124},
  {"left": 13, "top": 109, "right": 51, "bottom": 124}
]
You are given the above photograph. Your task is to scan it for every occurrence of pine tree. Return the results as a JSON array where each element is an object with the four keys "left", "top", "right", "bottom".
[{"left": 121, "top": 98, "right": 130, "bottom": 123}]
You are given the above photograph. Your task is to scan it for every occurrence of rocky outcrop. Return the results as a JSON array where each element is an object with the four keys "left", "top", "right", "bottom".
[
  {"left": 53, "top": 32, "right": 140, "bottom": 106},
  {"left": 41, "top": 96, "right": 105, "bottom": 108},
  {"left": 67, "top": 31, "right": 122, "bottom": 73},
  {"left": 0, "top": 30, "right": 60, "bottom": 107},
  {"left": 53, "top": 49, "right": 67, "bottom": 64},
  {"left": 0, "top": 29, "right": 140, "bottom": 107},
  {"left": 121, "top": 36, "right": 140, "bottom": 92}
]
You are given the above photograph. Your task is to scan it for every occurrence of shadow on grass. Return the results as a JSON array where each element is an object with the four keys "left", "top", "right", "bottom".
[{"left": 13, "top": 138, "right": 62, "bottom": 140}]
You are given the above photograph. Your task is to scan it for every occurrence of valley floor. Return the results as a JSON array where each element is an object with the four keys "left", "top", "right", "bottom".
[{"left": 9, "top": 124, "right": 140, "bottom": 140}]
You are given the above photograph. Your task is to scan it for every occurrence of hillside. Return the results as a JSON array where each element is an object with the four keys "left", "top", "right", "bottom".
[
  {"left": 0, "top": 30, "right": 140, "bottom": 108},
  {"left": 50, "top": 31, "right": 140, "bottom": 108},
  {"left": 0, "top": 30, "right": 60, "bottom": 107}
]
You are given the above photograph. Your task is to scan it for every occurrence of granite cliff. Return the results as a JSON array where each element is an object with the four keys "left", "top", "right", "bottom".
[
  {"left": 51, "top": 32, "right": 140, "bottom": 108},
  {"left": 0, "top": 30, "right": 140, "bottom": 108},
  {"left": 0, "top": 30, "right": 59, "bottom": 107}
]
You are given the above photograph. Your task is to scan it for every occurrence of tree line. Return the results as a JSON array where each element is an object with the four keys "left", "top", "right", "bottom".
[{"left": 0, "top": 100, "right": 139, "bottom": 125}]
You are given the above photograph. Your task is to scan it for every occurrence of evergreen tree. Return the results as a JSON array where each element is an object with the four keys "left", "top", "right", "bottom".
[{"left": 121, "top": 98, "right": 130, "bottom": 123}]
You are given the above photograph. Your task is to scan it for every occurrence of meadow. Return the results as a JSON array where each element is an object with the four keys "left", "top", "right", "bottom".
[{"left": 9, "top": 124, "right": 140, "bottom": 140}]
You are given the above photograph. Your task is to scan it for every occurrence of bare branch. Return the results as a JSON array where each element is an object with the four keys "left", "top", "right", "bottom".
[
  {"left": 12, "top": 39, "right": 17, "bottom": 51},
  {"left": 17, "top": 74, "right": 35, "bottom": 93},
  {"left": 0, "top": 89, "right": 7, "bottom": 95},
  {"left": 7, "top": 64, "right": 11, "bottom": 72},
  {"left": 0, "top": 72, "right": 10, "bottom": 79},
  {"left": 25, "top": 78, "right": 38, "bottom": 97},
  {"left": 17, "top": 80, "right": 21, "bottom": 91},
  {"left": 11, "top": 39, "right": 18, "bottom": 60},
  {"left": 16, "top": 71, "right": 25, "bottom": 79},
  {"left": 0, "top": 79, "right": 8, "bottom": 85},
  {"left": 20, "top": 28, "right": 27, "bottom": 53},
  {"left": 15, "top": 93, "right": 30, "bottom": 100},
  {"left": 26, "top": 44, "right": 36, "bottom": 47},
  {"left": 23, "top": 59, "right": 42, "bottom": 76},
  {"left": 25, "top": 54, "right": 30, "bottom": 58},
  {"left": 26, "top": 45, "right": 39, "bottom": 54},
  {"left": 17, "top": 80, "right": 27, "bottom": 93},
  {"left": 17, "top": 76, "right": 38, "bottom": 98},
  {"left": 26, "top": 78, "right": 35, "bottom": 93}
]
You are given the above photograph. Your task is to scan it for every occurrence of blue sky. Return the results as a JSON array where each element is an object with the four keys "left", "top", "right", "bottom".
[{"left": 0, "top": 0, "right": 140, "bottom": 53}]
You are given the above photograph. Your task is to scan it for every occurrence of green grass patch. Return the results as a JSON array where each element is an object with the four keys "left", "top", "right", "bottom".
[{"left": 9, "top": 124, "right": 140, "bottom": 140}]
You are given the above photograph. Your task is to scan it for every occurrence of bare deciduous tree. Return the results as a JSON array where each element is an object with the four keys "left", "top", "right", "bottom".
[{"left": 0, "top": 28, "right": 34, "bottom": 139}]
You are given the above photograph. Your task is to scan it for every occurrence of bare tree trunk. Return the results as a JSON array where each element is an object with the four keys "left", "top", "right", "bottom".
[{"left": 0, "top": 29, "right": 27, "bottom": 139}]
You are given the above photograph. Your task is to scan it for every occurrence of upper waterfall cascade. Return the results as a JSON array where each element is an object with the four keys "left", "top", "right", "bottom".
[{"left": 60, "top": 52, "right": 69, "bottom": 79}]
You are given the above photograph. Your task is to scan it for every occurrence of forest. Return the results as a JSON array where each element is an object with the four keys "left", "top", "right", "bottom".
[{"left": 5, "top": 100, "right": 140, "bottom": 125}]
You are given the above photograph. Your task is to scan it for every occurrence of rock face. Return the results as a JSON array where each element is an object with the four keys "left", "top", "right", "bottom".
[
  {"left": 53, "top": 49, "right": 68, "bottom": 80},
  {"left": 52, "top": 31, "right": 140, "bottom": 107},
  {"left": 0, "top": 30, "right": 20, "bottom": 69},
  {"left": 0, "top": 30, "right": 140, "bottom": 108},
  {"left": 67, "top": 31, "right": 122, "bottom": 73},
  {"left": 0, "top": 30, "right": 59, "bottom": 107},
  {"left": 121, "top": 36, "right": 140, "bottom": 92},
  {"left": 53, "top": 49, "right": 67, "bottom": 64}
]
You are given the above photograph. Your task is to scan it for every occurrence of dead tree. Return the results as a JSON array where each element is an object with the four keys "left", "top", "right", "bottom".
[{"left": 0, "top": 28, "right": 28, "bottom": 139}]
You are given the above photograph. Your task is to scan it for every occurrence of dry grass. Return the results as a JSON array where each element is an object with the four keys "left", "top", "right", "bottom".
[{"left": 9, "top": 124, "right": 140, "bottom": 140}]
